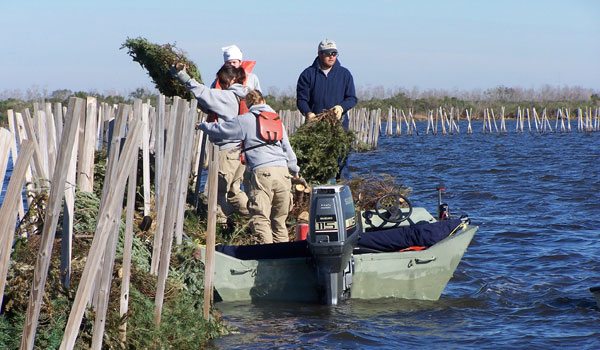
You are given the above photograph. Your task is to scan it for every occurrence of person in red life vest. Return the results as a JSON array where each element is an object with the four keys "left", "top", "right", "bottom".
[
  {"left": 211, "top": 44, "right": 262, "bottom": 93},
  {"left": 171, "top": 63, "right": 250, "bottom": 223},
  {"left": 211, "top": 45, "right": 262, "bottom": 197},
  {"left": 296, "top": 39, "right": 357, "bottom": 130},
  {"left": 196, "top": 90, "right": 300, "bottom": 244}
]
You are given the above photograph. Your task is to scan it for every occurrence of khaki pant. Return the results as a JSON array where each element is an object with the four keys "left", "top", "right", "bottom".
[
  {"left": 248, "top": 166, "right": 293, "bottom": 244},
  {"left": 217, "top": 147, "right": 249, "bottom": 222}
]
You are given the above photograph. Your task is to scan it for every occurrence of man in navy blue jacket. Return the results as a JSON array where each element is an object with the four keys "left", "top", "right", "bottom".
[{"left": 296, "top": 39, "right": 357, "bottom": 130}]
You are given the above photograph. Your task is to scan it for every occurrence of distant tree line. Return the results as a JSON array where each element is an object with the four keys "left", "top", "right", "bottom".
[{"left": 2, "top": 85, "right": 598, "bottom": 126}]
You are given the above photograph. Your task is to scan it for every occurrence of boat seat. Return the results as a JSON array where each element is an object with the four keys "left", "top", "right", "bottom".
[{"left": 360, "top": 207, "right": 436, "bottom": 231}]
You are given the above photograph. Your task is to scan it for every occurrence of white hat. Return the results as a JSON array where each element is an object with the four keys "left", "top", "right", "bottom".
[
  {"left": 222, "top": 44, "right": 243, "bottom": 62},
  {"left": 318, "top": 39, "right": 337, "bottom": 52}
]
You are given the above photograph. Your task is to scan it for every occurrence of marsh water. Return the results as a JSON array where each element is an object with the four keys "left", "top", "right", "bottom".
[
  {"left": 2, "top": 121, "right": 599, "bottom": 349},
  {"left": 211, "top": 121, "right": 600, "bottom": 349}
]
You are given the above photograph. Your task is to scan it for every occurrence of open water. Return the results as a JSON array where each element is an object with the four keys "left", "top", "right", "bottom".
[
  {"left": 211, "top": 121, "right": 600, "bottom": 349},
  {"left": 1, "top": 122, "right": 598, "bottom": 349}
]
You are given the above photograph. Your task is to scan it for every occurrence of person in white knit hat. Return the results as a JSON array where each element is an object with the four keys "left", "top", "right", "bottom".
[{"left": 212, "top": 44, "right": 262, "bottom": 92}]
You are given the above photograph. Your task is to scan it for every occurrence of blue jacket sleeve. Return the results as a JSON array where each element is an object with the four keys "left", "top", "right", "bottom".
[
  {"left": 296, "top": 69, "right": 312, "bottom": 115},
  {"left": 340, "top": 72, "right": 357, "bottom": 113}
]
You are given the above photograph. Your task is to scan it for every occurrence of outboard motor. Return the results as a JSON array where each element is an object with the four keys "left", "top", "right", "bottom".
[{"left": 308, "top": 185, "right": 360, "bottom": 305}]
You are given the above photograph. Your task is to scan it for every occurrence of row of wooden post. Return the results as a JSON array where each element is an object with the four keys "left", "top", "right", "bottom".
[{"left": 0, "top": 94, "right": 218, "bottom": 349}]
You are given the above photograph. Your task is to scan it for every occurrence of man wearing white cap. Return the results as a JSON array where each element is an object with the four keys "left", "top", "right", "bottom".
[
  {"left": 212, "top": 44, "right": 262, "bottom": 92},
  {"left": 296, "top": 39, "right": 357, "bottom": 130}
]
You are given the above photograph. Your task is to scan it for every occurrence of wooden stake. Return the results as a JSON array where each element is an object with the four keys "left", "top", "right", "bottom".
[
  {"left": 59, "top": 116, "right": 141, "bottom": 350},
  {"left": 20, "top": 97, "right": 84, "bottom": 350},
  {"left": 77, "top": 97, "right": 97, "bottom": 192},
  {"left": 139, "top": 100, "right": 152, "bottom": 216},
  {"left": 0, "top": 140, "right": 34, "bottom": 309},
  {"left": 150, "top": 98, "right": 179, "bottom": 275},
  {"left": 59, "top": 111, "right": 80, "bottom": 287},
  {"left": 203, "top": 142, "right": 219, "bottom": 320},
  {"left": 154, "top": 99, "right": 189, "bottom": 325},
  {"left": 119, "top": 149, "right": 138, "bottom": 344}
]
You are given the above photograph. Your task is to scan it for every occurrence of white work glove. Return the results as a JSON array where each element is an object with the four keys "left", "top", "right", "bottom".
[
  {"left": 333, "top": 105, "right": 343, "bottom": 120},
  {"left": 306, "top": 112, "right": 316, "bottom": 121},
  {"left": 170, "top": 64, "right": 191, "bottom": 84}
]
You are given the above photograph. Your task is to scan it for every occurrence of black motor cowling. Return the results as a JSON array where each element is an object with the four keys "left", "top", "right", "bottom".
[{"left": 307, "top": 185, "right": 359, "bottom": 305}]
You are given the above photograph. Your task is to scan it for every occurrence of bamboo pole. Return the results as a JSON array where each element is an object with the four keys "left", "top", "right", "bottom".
[
  {"left": 0, "top": 140, "right": 34, "bottom": 309},
  {"left": 20, "top": 97, "right": 84, "bottom": 350},
  {"left": 59, "top": 116, "right": 142, "bottom": 350}
]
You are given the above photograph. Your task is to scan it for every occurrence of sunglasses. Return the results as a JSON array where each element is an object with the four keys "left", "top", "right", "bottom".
[{"left": 322, "top": 51, "right": 338, "bottom": 57}]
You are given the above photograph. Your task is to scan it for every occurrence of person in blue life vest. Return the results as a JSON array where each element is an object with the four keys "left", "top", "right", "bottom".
[
  {"left": 211, "top": 44, "right": 262, "bottom": 92},
  {"left": 171, "top": 63, "right": 250, "bottom": 223},
  {"left": 296, "top": 39, "right": 357, "bottom": 130},
  {"left": 196, "top": 90, "right": 300, "bottom": 244}
]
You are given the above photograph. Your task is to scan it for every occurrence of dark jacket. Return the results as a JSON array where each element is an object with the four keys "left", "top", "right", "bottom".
[{"left": 296, "top": 57, "right": 357, "bottom": 129}]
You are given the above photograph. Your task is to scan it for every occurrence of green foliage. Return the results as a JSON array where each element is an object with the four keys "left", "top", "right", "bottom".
[
  {"left": 290, "top": 119, "right": 355, "bottom": 184},
  {"left": 121, "top": 37, "right": 202, "bottom": 99},
  {"left": 72, "top": 191, "right": 101, "bottom": 235},
  {"left": 106, "top": 288, "right": 226, "bottom": 349},
  {"left": 264, "top": 94, "right": 298, "bottom": 111},
  {"left": 129, "top": 87, "right": 158, "bottom": 101},
  {"left": 0, "top": 98, "right": 32, "bottom": 127}
]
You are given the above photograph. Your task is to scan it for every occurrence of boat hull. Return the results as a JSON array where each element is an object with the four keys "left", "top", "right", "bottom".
[
  {"left": 352, "top": 225, "right": 476, "bottom": 300},
  {"left": 198, "top": 224, "right": 477, "bottom": 303}
]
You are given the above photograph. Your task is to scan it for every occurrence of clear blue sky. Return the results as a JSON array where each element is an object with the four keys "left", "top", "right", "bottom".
[{"left": 1, "top": 0, "right": 599, "bottom": 97}]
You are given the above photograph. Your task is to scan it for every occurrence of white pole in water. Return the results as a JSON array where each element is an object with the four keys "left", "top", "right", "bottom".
[
  {"left": 466, "top": 108, "right": 473, "bottom": 134},
  {"left": 482, "top": 108, "right": 487, "bottom": 134},
  {"left": 489, "top": 108, "right": 497, "bottom": 133},
  {"left": 432, "top": 108, "right": 437, "bottom": 135}
]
